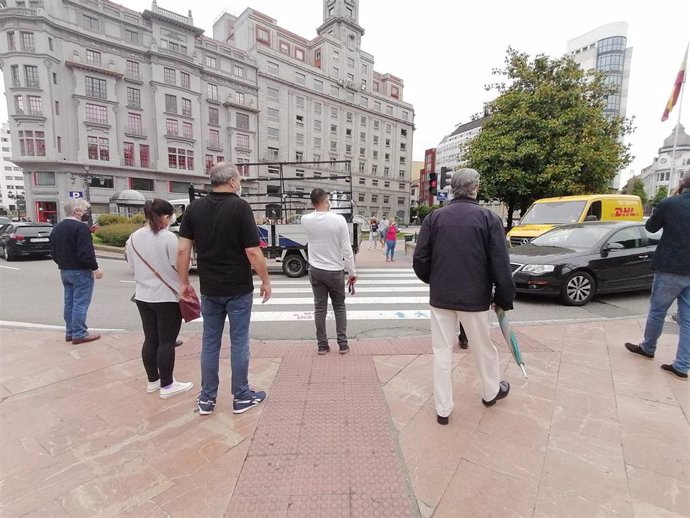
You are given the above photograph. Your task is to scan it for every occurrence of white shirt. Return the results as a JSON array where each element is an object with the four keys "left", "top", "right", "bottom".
[
  {"left": 126, "top": 227, "right": 181, "bottom": 303},
  {"left": 301, "top": 211, "right": 356, "bottom": 275}
]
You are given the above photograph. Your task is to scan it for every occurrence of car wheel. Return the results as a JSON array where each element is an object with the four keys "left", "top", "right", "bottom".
[
  {"left": 3, "top": 245, "right": 15, "bottom": 262},
  {"left": 282, "top": 254, "right": 307, "bottom": 278},
  {"left": 561, "top": 271, "right": 595, "bottom": 306}
]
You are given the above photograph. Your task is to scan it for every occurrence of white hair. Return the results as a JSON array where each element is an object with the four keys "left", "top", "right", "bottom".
[
  {"left": 209, "top": 162, "right": 240, "bottom": 186},
  {"left": 450, "top": 168, "right": 480, "bottom": 199},
  {"left": 63, "top": 198, "right": 90, "bottom": 216}
]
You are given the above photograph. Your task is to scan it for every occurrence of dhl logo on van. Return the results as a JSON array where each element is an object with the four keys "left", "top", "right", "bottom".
[{"left": 613, "top": 207, "right": 639, "bottom": 217}]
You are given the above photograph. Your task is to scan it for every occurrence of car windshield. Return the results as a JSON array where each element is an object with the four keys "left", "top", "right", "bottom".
[
  {"left": 531, "top": 226, "right": 612, "bottom": 249},
  {"left": 14, "top": 226, "right": 52, "bottom": 237},
  {"left": 520, "top": 201, "right": 587, "bottom": 225}
]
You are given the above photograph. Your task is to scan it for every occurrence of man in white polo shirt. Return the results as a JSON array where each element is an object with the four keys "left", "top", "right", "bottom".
[{"left": 301, "top": 188, "right": 357, "bottom": 355}]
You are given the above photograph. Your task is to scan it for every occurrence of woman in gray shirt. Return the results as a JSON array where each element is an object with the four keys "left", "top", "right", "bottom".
[{"left": 126, "top": 199, "right": 193, "bottom": 399}]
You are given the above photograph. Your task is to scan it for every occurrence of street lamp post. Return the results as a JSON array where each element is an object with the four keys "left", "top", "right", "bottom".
[{"left": 83, "top": 165, "right": 93, "bottom": 226}]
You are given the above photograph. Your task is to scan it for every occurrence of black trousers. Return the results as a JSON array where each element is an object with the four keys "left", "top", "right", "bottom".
[{"left": 135, "top": 300, "right": 182, "bottom": 387}]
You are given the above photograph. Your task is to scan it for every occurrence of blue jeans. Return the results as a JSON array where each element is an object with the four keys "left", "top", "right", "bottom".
[
  {"left": 641, "top": 272, "right": 690, "bottom": 374},
  {"left": 385, "top": 239, "right": 396, "bottom": 260},
  {"left": 60, "top": 269, "right": 95, "bottom": 339},
  {"left": 200, "top": 292, "right": 253, "bottom": 401}
]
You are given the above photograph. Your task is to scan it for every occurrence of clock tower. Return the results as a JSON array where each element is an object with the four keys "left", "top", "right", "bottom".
[{"left": 317, "top": 0, "right": 364, "bottom": 49}]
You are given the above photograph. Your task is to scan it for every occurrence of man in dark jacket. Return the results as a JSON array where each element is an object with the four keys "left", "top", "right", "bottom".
[
  {"left": 51, "top": 199, "right": 103, "bottom": 344},
  {"left": 625, "top": 171, "right": 690, "bottom": 379},
  {"left": 414, "top": 168, "right": 516, "bottom": 425}
]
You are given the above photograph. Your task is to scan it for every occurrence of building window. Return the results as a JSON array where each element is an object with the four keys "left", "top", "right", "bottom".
[
  {"left": 55, "top": 101, "right": 61, "bottom": 116},
  {"left": 314, "top": 102, "right": 322, "bottom": 115},
  {"left": 236, "top": 92, "right": 245, "bottom": 104},
  {"left": 85, "top": 103, "right": 108, "bottom": 124},
  {"left": 268, "top": 147, "right": 279, "bottom": 161},
  {"left": 371, "top": 195, "right": 378, "bottom": 203},
  {"left": 127, "top": 112, "right": 142, "bottom": 134},
  {"left": 402, "top": 110, "right": 408, "bottom": 120},
  {"left": 373, "top": 150, "right": 378, "bottom": 159},
  {"left": 401, "top": 128, "right": 407, "bottom": 138},
  {"left": 206, "top": 56, "right": 217, "bottom": 68},
  {"left": 165, "top": 94, "right": 177, "bottom": 114},
  {"left": 207, "top": 83, "right": 218, "bottom": 101},
  {"left": 208, "top": 107, "right": 219, "bottom": 124},
  {"left": 204, "top": 154, "right": 213, "bottom": 172},
  {"left": 18, "top": 131, "right": 45, "bottom": 157},
  {"left": 295, "top": 48, "right": 305, "bottom": 61},
  {"left": 347, "top": 57, "right": 355, "bottom": 68},
  {"left": 386, "top": 124, "right": 391, "bottom": 133},
  {"left": 372, "top": 179, "right": 379, "bottom": 187},
  {"left": 360, "top": 131, "right": 367, "bottom": 142},
  {"left": 125, "top": 29, "right": 138, "bottom": 44},
  {"left": 181, "top": 72, "right": 190, "bottom": 89},
  {"left": 24, "top": 65, "right": 39, "bottom": 88},
  {"left": 11, "top": 65, "right": 20, "bottom": 87},
  {"left": 87, "top": 136, "right": 109, "bottom": 161},
  {"left": 296, "top": 151, "right": 304, "bottom": 161},
  {"left": 123, "top": 142, "right": 135, "bottom": 166},
  {"left": 399, "top": 182, "right": 405, "bottom": 190},
  {"left": 234, "top": 65, "right": 244, "bottom": 77},
  {"left": 314, "top": 137, "right": 321, "bottom": 147},
  {"left": 236, "top": 133, "right": 250, "bottom": 149},
  {"left": 360, "top": 95, "right": 368, "bottom": 107},
  {"left": 7, "top": 31, "right": 16, "bottom": 51},
  {"left": 209, "top": 129, "right": 220, "bottom": 148},
  {"left": 267, "top": 87, "right": 279, "bottom": 101},
  {"left": 330, "top": 141, "right": 337, "bottom": 151},
  {"left": 358, "top": 193, "right": 365, "bottom": 203},
  {"left": 28, "top": 95, "right": 42, "bottom": 116},
  {"left": 127, "top": 87, "right": 140, "bottom": 108},
  {"left": 167, "top": 148, "right": 194, "bottom": 170},
  {"left": 139, "top": 144, "right": 150, "bottom": 168},
  {"left": 268, "top": 127, "right": 279, "bottom": 140},
  {"left": 89, "top": 175, "right": 114, "bottom": 188},
  {"left": 126, "top": 60, "right": 139, "bottom": 79},
  {"left": 391, "top": 86, "right": 400, "bottom": 99},
  {"left": 130, "top": 177, "right": 154, "bottom": 191},
  {"left": 85, "top": 77, "right": 107, "bottom": 99},
  {"left": 33, "top": 172, "right": 55, "bottom": 186},
  {"left": 385, "top": 138, "right": 391, "bottom": 148},
  {"left": 164, "top": 67, "right": 176, "bottom": 85},
  {"left": 331, "top": 124, "right": 338, "bottom": 135},
  {"left": 85, "top": 49, "right": 101, "bottom": 65},
  {"left": 386, "top": 105, "right": 394, "bottom": 115},
  {"left": 181, "top": 98, "right": 192, "bottom": 117},
  {"left": 295, "top": 72, "right": 306, "bottom": 85},
  {"left": 279, "top": 41, "right": 290, "bottom": 55},
  {"left": 331, "top": 85, "right": 339, "bottom": 96},
  {"left": 237, "top": 113, "right": 249, "bottom": 129},
  {"left": 359, "top": 147, "right": 365, "bottom": 156},
  {"left": 20, "top": 32, "right": 35, "bottom": 52},
  {"left": 57, "top": 136, "right": 62, "bottom": 152},
  {"left": 296, "top": 96, "right": 305, "bottom": 109},
  {"left": 268, "top": 107, "right": 279, "bottom": 121},
  {"left": 182, "top": 121, "right": 193, "bottom": 139},
  {"left": 53, "top": 72, "right": 57, "bottom": 84},
  {"left": 256, "top": 26, "right": 270, "bottom": 44},
  {"left": 83, "top": 14, "right": 99, "bottom": 31},
  {"left": 314, "top": 120, "right": 322, "bottom": 132},
  {"left": 267, "top": 61, "right": 279, "bottom": 75},
  {"left": 315, "top": 48, "right": 322, "bottom": 68},
  {"left": 296, "top": 133, "right": 304, "bottom": 145},
  {"left": 167, "top": 181, "right": 188, "bottom": 193},
  {"left": 166, "top": 118, "right": 178, "bottom": 135},
  {"left": 374, "top": 101, "right": 381, "bottom": 112}
]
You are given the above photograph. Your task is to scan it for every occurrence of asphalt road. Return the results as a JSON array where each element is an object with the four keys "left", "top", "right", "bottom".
[{"left": 0, "top": 255, "right": 671, "bottom": 341}]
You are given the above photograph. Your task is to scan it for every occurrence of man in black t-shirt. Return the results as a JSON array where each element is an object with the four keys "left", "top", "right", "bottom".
[{"left": 177, "top": 163, "right": 272, "bottom": 416}]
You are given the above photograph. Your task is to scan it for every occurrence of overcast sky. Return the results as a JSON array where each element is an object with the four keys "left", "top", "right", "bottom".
[{"left": 3, "top": 0, "right": 688, "bottom": 181}]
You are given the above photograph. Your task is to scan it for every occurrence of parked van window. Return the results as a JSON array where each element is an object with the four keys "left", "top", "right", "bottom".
[{"left": 520, "top": 201, "right": 586, "bottom": 225}]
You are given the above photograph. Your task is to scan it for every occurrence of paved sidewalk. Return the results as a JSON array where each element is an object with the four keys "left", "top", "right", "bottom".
[{"left": 0, "top": 317, "right": 687, "bottom": 517}]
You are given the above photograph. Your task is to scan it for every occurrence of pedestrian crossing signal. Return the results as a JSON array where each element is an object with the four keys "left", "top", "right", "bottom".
[{"left": 428, "top": 172, "right": 438, "bottom": 195}]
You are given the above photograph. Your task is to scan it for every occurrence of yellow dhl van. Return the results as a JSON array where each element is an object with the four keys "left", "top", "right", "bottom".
[{"left": 506, "top": 194, "right": 643, "bottom": 247}]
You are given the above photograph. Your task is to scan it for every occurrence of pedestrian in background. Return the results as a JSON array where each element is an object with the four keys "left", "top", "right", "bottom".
[
  {"left": 379, "top": 215, "right": 389, "bottom": 250},
  {"left": 51, "top": 199, "right": 103, "bottom": 344},
  {"left": 301, "top": 188, "right": 357, "bottom": 355},
  {"left": 368, "top": 217, "right": 379, "bottom": 250},
  {"left": 625, "top": 171, "right": 690, "bottom": 379},
  {"left": 413, "top": 169, "right": 516, "bottom": 425},
  {"left": 177, "top": 163, "right": 272, "bottom": 416},
  {"left": 385, "top": 217, "right": 398, "bottom": 262},
  {"left": 126, "top": 199, "right": 193, "bottom": 399}
]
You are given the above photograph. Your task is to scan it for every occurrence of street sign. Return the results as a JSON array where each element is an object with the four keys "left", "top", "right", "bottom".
[
  {"left": 69, "top": 191, "right": 84, "bottom": 199},
  {"left": 436, "top": 192, "right": 448, "bottom": 201}
]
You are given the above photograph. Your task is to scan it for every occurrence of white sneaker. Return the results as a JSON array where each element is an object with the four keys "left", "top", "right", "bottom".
[
  {"left": 147, "top": 380, "right": 161, "bottom": 393},
  {"left": 160, "top": 380, "right": 194, "bottom": 399}
]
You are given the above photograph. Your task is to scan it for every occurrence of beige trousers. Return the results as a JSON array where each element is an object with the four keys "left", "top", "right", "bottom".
[{"left": 430, "top": 306, "right": 501, "bottom": 417}]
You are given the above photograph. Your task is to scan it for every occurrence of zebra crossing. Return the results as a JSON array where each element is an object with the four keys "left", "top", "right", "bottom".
[{"left": 251, "top": 267, "right": 431, "bottom": 322}]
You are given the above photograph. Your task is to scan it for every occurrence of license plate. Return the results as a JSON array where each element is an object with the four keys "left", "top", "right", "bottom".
[{"left": 32, "top": 238, "right": 49, "bottom": 242}]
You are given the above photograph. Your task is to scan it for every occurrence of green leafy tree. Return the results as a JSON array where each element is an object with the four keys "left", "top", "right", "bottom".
[
  {"left": 416, "top": 204, "right": 439, "bottom": 223},
  {"left": 652, "top": 186, "right": 668, "bottom": 206},
  {"left": 467, "top": 48, "right": 634, "bottom": 228},
  {"left": 630, "top": 179, "right": 648, "bottom": 206}
]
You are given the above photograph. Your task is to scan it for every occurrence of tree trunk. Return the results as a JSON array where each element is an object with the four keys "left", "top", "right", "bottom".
[{"left": 506, "top": 200, "right": 515, "bottom": 231}]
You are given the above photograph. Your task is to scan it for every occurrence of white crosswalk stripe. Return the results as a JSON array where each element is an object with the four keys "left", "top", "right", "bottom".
[{"left": 243, "top": 267, "right": 432, "bottom": 323}]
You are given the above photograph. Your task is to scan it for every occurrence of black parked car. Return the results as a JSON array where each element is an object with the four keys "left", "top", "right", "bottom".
[
  {"left": 509, "top": 222, "right": 660, "bottom": 306},
  {"left": 0, "top": 222, "right": 53, "bottom": 261}
]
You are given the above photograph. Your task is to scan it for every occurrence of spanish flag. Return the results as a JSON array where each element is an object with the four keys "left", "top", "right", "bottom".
[{"left": 661, "top": 47, "right": 688, "bottom": 122}]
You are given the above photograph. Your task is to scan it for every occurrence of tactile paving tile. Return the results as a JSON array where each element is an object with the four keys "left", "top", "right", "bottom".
[
  {"left": 232, "top": 455, "right": 297, "bottom": 497},
  {"left": 350, "top": 493, "right": 416, "bottom": 518},
  {"left": 249, "top": 400, "right": 305, "bottom": 456},
  {"left": 226, "top": 494, "right": 290, "bottom": 518},
  {"left": 307, "top": 382, "right": 346, "bottom": 401},
  {"left": 299, "top": 398, "right": 348, "bottom": 454},
  {"left": 291, "top": 453, "right": 349, "bottom": 495},
  {"left": 286, "top": 494, "right": 350, "bottom": 518},
  {"left": 347, "top": 452, "right": 409, "bottom": 494},
  {"left": 266, "top": 381, "right": 309, "bottom": 403}
]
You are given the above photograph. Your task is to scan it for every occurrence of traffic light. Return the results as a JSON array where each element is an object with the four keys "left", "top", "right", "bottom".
[
  {"left": 428, "top": 172, "right": 438, "bottom": 195},
  {"left": 440, "top": 167, "right": 452, "bottom": 188}
]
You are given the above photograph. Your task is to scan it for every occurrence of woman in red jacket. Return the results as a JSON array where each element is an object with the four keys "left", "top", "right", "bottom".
[{"left": 384, "top": 217, "right": 398, "bottom": 262}]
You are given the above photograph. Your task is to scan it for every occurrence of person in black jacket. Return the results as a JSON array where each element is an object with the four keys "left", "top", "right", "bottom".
[
  {"left": 625, "top": 172, "right": 690, "bottom": 379},
  {"left": 413, "top": 168, "right": 516, "bottom": 425},
  {"left": 51, "top": 199, "right": 103, "bottom": 344}
]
